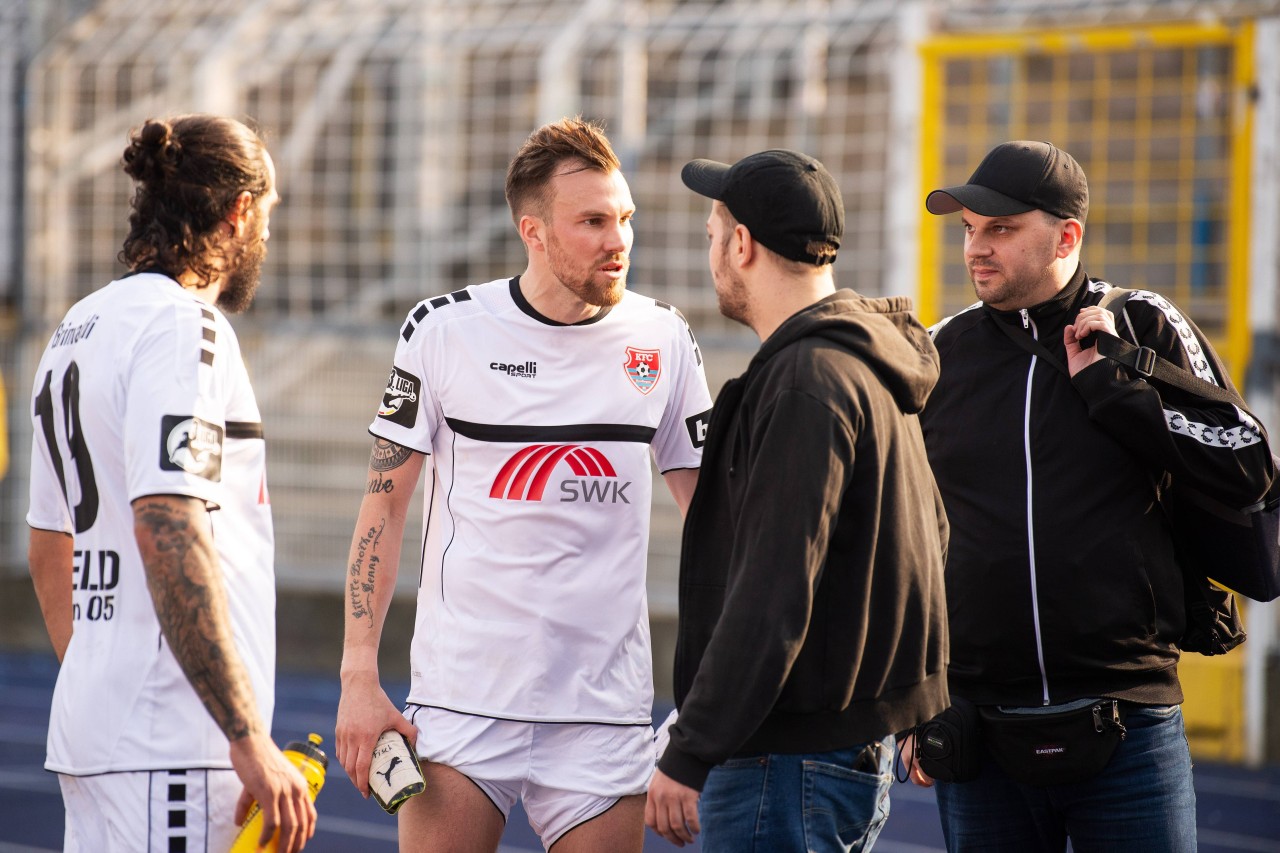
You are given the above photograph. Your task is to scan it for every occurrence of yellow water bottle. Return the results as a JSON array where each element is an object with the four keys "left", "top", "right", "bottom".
[{"left": 229, "top": 733, "right": 328, "bottom": 852}]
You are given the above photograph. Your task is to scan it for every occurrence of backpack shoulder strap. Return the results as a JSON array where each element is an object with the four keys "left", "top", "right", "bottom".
[{"left": 1094, "top": 288, "right": 1247, "bottom": 409}]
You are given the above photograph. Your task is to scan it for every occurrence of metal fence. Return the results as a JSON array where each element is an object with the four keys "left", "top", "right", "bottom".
[{"left": 4, "top": 0, "right": 1280, "bottom": 603}]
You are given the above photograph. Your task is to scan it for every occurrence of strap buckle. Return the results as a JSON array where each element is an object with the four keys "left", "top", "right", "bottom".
[{"left": 1133, "top": 346, "right": 1157, "bottom": 378}]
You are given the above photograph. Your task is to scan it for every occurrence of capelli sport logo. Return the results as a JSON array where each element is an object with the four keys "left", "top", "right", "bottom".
[
  {"left": 489, "top": 445, "right": 631, "bottom": 504},
  {"left": 490, "top": 360, "right": 537, "bottom": 378},
  {"left": 377, "top": 367, "right": 421, "bottom": 428}
]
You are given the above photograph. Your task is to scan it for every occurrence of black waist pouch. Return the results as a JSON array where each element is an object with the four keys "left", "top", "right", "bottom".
[
  {"left": 916, "top": 697, "right": 982, "bottom": 783},
  {"left": 979, "top": 700, "right": 1129, "bottom": 787}
]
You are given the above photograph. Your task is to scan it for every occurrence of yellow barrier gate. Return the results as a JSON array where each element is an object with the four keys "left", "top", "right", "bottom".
[{"left": 918, "top": 22, "right": 1256, "bottom": 762}]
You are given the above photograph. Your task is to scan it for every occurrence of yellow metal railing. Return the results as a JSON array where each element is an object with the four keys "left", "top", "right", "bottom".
[{"left": 918, "top": 21, "right": 1253, "bottom": 386}]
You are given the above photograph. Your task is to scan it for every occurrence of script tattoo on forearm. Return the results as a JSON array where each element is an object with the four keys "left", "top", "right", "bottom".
[
  {"left": 370, "top": 438, "right": 411, "bottom": 472},
  {"left": 135, "top": 498, "right": 256, "bottom": 741},
  {"left": 349, "top": 518, "right": 387, "bottom": 628}
]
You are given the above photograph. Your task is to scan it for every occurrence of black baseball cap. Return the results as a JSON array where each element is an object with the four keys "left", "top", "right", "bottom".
[
  {"left": 681, "top": 149, "right": 843, "bottom": 265},
  {"left": 926, "top": 140, "right": 1089, "bottom": 222}
]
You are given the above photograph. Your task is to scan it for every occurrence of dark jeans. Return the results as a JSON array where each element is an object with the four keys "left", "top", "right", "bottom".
[
  {"left": 934, "top": 705, "right": 1196, "bottom": 852},
  {"left": 698, "top": 735, "right": 895, "bottom": 853}
]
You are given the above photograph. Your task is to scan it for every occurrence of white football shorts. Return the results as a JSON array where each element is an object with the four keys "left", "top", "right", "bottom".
[
  {"left": 59, "top": 767, "right": 240, "bottom": 853},
  {"left": 405, "top": 704, "right": 655, "bottom": 848}
]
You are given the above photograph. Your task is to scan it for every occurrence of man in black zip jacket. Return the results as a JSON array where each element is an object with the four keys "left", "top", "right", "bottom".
[
  {"left": 910, "top": 140, "right": 1274, "bottom": 852},
  {"left": 645, "top": 149, "right": 950, "bottom": 851}
]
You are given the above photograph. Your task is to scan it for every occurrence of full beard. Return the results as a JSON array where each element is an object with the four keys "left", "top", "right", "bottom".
[
  {"left": 555, "top": 264, "right": 627, "bottom": 308},
  {"left": 217, "top": 236, "right": 267, "bottom": 314},
  {"left": 569, "top": 273, "right": 625, "bottom": 308},
  {"left": 546, "top": 239, "right": 627, "bottom": 308}
]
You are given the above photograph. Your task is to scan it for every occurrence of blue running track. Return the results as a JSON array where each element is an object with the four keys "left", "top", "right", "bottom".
[{"left": 2, "top": 651, "right": 1277, "bottom": 852}]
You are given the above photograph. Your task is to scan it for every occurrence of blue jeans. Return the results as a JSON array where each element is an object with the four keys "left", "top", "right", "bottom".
[
  {"left": 698, "top": 735, "right": 895, "bottom": 853},
  {"left": 934, "top": 705, "right": 1197, "bottom": 852}
]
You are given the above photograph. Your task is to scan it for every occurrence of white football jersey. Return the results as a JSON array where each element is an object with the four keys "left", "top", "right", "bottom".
[
  {"left": 370, "top": 278, "right": 712, "bottom": 724},
  {"left": 27, "top": 273, "right": 275, "bottom": 775}
]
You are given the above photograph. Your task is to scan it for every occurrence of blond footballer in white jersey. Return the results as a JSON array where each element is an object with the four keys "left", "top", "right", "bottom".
[
  {"left": 336, "top": 119, "right": 711, "bottom": 853},
  {"left": 27, "top": 115, "right": 315, "bottom": 853},
  {"left": 373, "top": 277, "right": 707, "bottom": 727}
]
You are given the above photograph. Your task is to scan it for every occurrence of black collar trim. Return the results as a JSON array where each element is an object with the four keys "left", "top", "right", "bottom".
[{"left": 509, "top": 276, "right": 613, "bottom": 326}]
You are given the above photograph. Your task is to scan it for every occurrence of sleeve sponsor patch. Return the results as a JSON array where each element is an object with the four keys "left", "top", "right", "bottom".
[
  {"left": 685, "top": 408, "right": 712, "bottom": 449},
  {"left": 377, "top": 366, "right": 421, "bottom": 428},
  {"left": 159, "top": 415, "right": 224, "bottom": 481}
]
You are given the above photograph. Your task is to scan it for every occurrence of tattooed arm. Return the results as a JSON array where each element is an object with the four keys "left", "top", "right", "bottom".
[
  {"left": 335, "top": 438, "right": 425, "bottom": 797},
  {"left": 132, "top": 495, "right": 315, "bottom": 852}
]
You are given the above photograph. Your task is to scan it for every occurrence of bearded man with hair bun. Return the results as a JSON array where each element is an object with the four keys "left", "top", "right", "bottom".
[{"left": 27, "top": 114, "right": 315, "bottom": 853}]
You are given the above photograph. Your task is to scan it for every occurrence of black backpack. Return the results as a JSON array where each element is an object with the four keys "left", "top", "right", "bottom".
[
  {"left": 989, "top": 288, "right": 1279, "bottom": 655},
  {"left": 1097, "top": 288, "right": 1280, "bottom": 609}
]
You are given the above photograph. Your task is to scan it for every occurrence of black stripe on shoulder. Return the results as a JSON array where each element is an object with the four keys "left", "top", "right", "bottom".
[
  {"left": 226, "top": 421, "right": 264, "bottom": 439},
  {"left": 653, "top": 298, "right": 690, "bottom": 323},
  {"left": 445, "top": 418, "right": 656, "bottom": 444},
  {"left": 199, "top": 348, "right": 214, "bottom": 366},
  {"left": 402, "top": 291, "right": 473, "bottom": 342}
]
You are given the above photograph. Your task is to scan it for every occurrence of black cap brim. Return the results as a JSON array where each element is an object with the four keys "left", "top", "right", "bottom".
[
  {"left": 682, "top": 159, "right": 732, "bottom": 200},
  {"left": 926, "top": 184, "right": 1037, "bottom": 217}
]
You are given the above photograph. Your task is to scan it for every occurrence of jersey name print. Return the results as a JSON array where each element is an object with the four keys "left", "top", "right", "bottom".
[
  {"left": 370, "top": 278, "right": 712, "bottom": 724},
  {"left": 27, "top": 273, "right": 275, "bottom": 775}
]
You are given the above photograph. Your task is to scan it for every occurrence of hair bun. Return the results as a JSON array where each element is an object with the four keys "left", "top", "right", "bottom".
[{"left": 123, "top": 119, "right": 181, "bottom": 181}]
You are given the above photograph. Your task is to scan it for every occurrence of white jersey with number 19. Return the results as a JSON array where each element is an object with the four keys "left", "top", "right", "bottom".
[
  {"left": 369, "top": 278, "right": 712, "bottom": 725},
  {"left": 27, "top": 273, "right": 275, "bottom": 775}
]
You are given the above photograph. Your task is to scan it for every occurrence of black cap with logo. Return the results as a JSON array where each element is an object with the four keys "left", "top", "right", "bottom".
[
  {"left": 926, "top": 140, "right": 1089, "bottom": 222},
  {"left": 681, "top": 149, "right": 844, "bottom": 266}
]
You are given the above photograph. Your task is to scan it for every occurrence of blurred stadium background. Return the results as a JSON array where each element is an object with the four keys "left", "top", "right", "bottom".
[{"left": 2, "top": 0, "right": 1280, "bottom": 787}]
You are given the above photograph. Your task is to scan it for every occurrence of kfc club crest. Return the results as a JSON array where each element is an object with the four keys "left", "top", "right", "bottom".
[{"left": 623, "top": 347, "right": 662, "bottom": 394}]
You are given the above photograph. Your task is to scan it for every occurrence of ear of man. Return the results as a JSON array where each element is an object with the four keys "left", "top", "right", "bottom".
[
  {"left": 518, "top": 213, "right": 547, "bottom": 254},
  {"left": 733, "top": 223, "right": 755, "bottom": 268},
  {"left": 225, "top": 190, "right": 255, "bottom": 239},
  {"left": 1056, "top": 219, "right": 1084, "bottom": 259}
]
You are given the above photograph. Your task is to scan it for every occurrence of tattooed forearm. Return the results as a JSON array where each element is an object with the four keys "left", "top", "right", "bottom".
[
  {"left": 348, "top": 518, "right": 386, "bottom": 627},
  {"left": 134, "top": 497, "right": 258, "bottom": 741},
  {"left": 366, "top": 474, "right": 394, "bottom": 494},
  {"left": 370, "top": 438, "right": 412, "bottom": 472}
]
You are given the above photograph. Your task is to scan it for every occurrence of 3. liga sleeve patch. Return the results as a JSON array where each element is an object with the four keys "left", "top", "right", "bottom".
[
  {"left": 159, "top": 415, "right": 224, "bottom": 481},
  {"left": 377, "top": 366, "right": 421, "bottom": 428}
]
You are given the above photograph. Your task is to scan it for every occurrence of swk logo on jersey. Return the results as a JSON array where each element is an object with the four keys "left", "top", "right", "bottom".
[
  {"left": 489, "top": 444, "right": 631, "bottom": 504},
  {"left": 623, "top": 347, "right": 661, "bottom": 394},
  {"left": 377, "top": 366, "right": 421, "bottom": 428},
  {"left": 159, "top": 415, "right": 224, "bottom": 481}
]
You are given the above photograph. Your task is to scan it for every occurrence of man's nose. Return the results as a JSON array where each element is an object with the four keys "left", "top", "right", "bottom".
[{"left": 965, "top": 232, "right": 990, "bottom": 258}]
